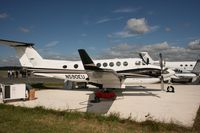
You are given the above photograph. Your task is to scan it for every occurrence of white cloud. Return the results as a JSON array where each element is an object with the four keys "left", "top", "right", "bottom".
[
  {"left": 45, "top": 41, "right": 59, "bottom": 48},
  {"left": 110, "top": 43, "right": 134, "bottom": 51},
  {"left": 19, "top": 27, "right": 30, "bottom": 33},
  {"left": 0, "top": 56, "right": 20, "bottom": 66},
  {"left": 113, "top": 7, "right": 141, "bottom": 13},
  {"left": 188, "top": 39, "right": 200, "bottom": 50},
  {"left": 126, "top": 18, "right": 150, "bottom": 34},
  {"left": 141, "top": 42, "right": 170, "bottom": 51},
  {"left": 113, "top": 31, "right": 136, "bottom": 38},
  {"left": 37, "top": 41, "right": 60, "bottom": 59},
  {"left": 0, "top": 12, "right": 8, "bottom": 19},
  {"left": 96, "top": 18, "right": 112, "bottom": 24},
  {"left": 165, "top": 27, "right": 171, "bottom": 32},
  {"left": 101, "top": 41, "right": 200, "bottom": 61},
  {"left": 111, "top": 18, "right": 157, "bottom": 38},
  {"left": 96, "top": 17, "right": 123, "bottom": 24}
]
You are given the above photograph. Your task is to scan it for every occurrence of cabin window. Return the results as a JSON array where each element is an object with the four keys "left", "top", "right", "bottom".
[
  {"left": 109, "top": 62, "right": 114, "bottom": 67},
  {"left": 116, "top": 61, "right": 121, "bottom": 66},
  {"left": 185, "top": 64, "right": 188, "bottom": 67},
  {"left": 103, "top": 62, "right": 108, "bottom": 67},
  {"left": 123, "top": 61, "right": 128, "bottom": 66},
  {"left": 180, "top": 64, "right": 183, "bottom": 67},
  {"left": 74, "top": 64, "right": 78, "bottom": 69},
  {"left": 63, "top": 65, "right": 67, "bottom": 69},
  {"left": 96, "top": 63, "right": 101, "bottom": 68},
  {"left": 190, "top": 64, "right": 193, "bottom": 67}
]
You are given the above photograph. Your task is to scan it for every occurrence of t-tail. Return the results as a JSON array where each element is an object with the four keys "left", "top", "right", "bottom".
[
  {"left": 0, "top": 39, "right": 44, "bottom": 67},
  {"left": 192, "top": 59, "right": 200, "bottom": 75},
  {"left": 139, "top": 52, "right": 154, "bottom": 65}
]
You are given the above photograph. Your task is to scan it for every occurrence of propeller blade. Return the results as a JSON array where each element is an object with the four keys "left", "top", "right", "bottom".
[
  {"left": 159, "top": 53, "right": 165, "bottom": 91},
  {"left": 146, "top": 58, "right": 150, "bottom": 65},
  {"left": 159, "top": 53, "right": 163, "bottom": 72}
]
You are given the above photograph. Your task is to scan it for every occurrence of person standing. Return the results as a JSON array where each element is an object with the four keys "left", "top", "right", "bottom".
[
  {"left": 7, "top": 70, "right": 11, "bottom": 78},
  {"left": 11, "top": 70, "right": 15, "bottom": 79}
]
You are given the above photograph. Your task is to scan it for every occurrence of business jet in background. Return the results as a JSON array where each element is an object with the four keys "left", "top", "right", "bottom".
[
  {"left": 0, "top": 39, "right": 175, "bottom": 89},
  {"left": 139, "top": 52, "right": 200, "bottom": 83}
]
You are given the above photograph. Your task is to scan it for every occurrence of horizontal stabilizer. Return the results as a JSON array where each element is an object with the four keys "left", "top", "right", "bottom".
[
  {"left": 0, "top": 39, "right": 34, "bottom": 47},
  {"left": 0, "top": 66, "right": 24, "bottom": 70}
]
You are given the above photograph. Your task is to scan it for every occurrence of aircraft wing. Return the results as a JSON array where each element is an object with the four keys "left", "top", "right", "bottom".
[
  {"left": 27, "top": 68, "right": 86, "bottom": 74},
  {"left": 0, "top": 66, "right": 24, "bottom": 70},
  {"left": 0, "top": 39, "right": 34, "bottom": 47},
  {"left": 0, "top": 66, "right": 86, "bottom": 74},
  {"left": 78, "top": 49, "right": 123, "bottom": 88}
]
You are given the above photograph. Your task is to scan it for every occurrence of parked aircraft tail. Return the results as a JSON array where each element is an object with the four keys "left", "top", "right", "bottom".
[
  {"left": 192, "top": 59, "right": 200, "bottom": 75},
  {"left": 139, "top": 52, "right": 154, "bottom": 65},
  {"left": 0, "top": 39, "right": 43, "bottom": 67}
]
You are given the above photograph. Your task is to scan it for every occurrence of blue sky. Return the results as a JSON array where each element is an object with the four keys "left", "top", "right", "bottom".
[{"left": 0, "top": 0, "right": 200, "bottom": 65}]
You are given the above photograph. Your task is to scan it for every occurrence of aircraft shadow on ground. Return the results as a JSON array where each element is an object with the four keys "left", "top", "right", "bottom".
[{"left": 74, "top": 87, "right": 160, "bottom": 114}]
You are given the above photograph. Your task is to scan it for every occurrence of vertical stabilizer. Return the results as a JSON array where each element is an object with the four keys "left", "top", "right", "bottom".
[
  {"left": 15, "top": 46, "right": 43, "bottom": 67},
  {"left": 192, "top": 59, "right": 200, "bottom": 75},
  {"left": 0, "top": 39, "right": 43, "bottom": 67},
  {"left": 139, "top": 52, "right": 154, "bottom": 65}
]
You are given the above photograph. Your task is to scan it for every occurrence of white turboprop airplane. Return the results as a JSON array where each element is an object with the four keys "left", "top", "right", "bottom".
[
  {"left": 139, "top": 52, "right": 200, "bottom": 83},
  {"left": 0, "top": 39, "right": 175, "bottom": 88}
]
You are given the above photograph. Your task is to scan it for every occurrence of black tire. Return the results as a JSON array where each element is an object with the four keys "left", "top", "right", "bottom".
[{"left": 167, "top": 86, "right": 175, "bottom": 93}]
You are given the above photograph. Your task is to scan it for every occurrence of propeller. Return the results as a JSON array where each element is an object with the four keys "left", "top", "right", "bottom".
[
  {"left": 146, "top": 58, "right": 150, "bottom": 65},
  {"left": 159, "top": 53, "right": 165, "bottom": 91}
]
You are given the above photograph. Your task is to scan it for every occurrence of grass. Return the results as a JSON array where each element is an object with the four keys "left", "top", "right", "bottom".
[{"left": 0, "top": 104, "right": 199, "bottom": 133}]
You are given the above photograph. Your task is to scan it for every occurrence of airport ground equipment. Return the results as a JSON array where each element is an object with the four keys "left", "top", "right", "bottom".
[
  {"left": 0, "top": 83, "right": 27, "bottom": 103},
  {"left": 91, "top": 90, "right": 116, "bottom": 103}
]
